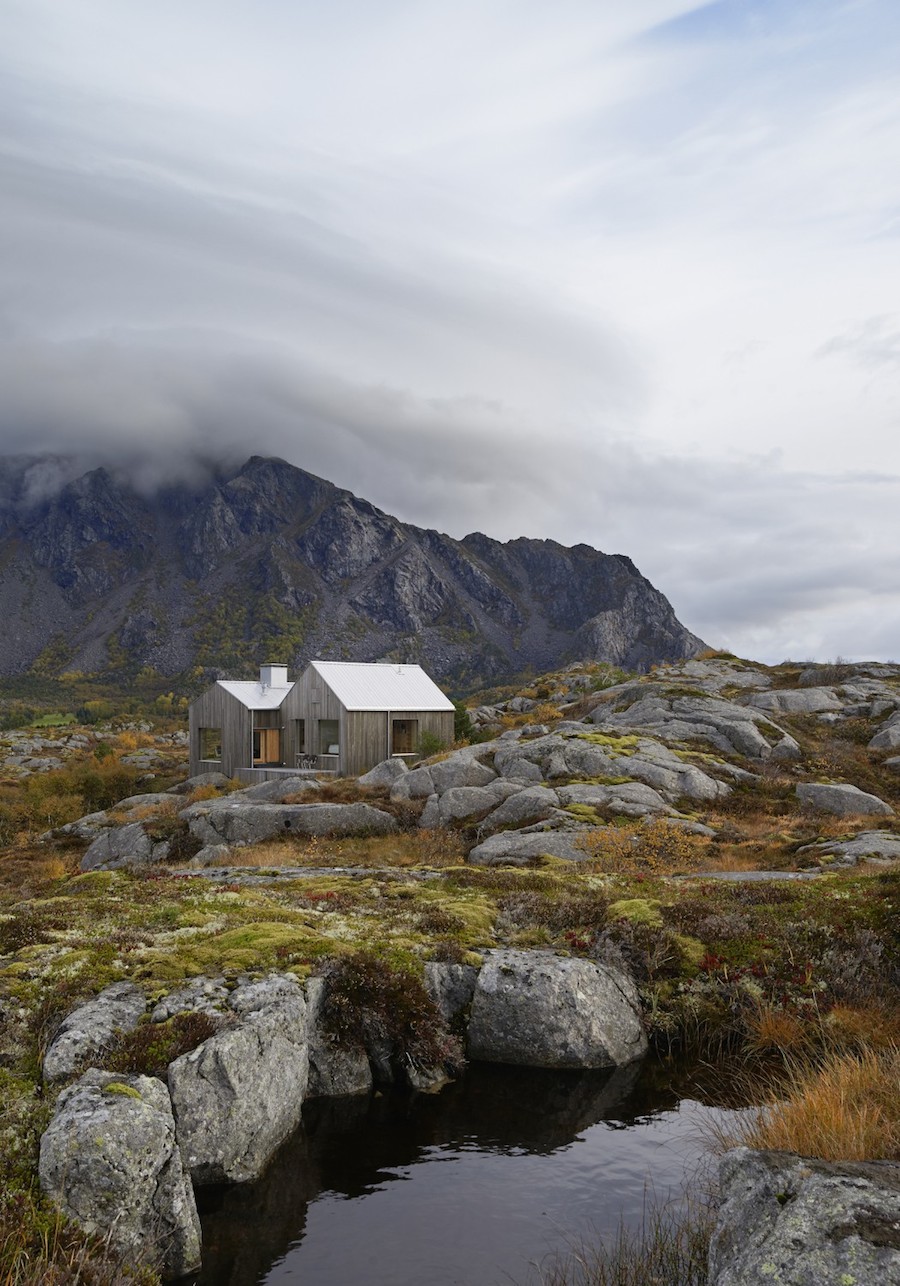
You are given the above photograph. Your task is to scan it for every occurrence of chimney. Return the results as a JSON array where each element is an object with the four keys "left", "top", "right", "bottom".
[{"left": 259, "top": 664, "right": 288, "bottom": 688}]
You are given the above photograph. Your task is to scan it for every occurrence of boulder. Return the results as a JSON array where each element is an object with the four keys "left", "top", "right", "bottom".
[
  {"left": 43, "top": 982, "right": 147, "bottom": 1084},
  {"left": 167, "top": 771, "right": 232, "bottom": 795},
  {"left": 424, "top": 962, "right": 479, "bottom": 1025},
  {"left": 151, "top": 976, "right": 230, "bottom": 1022},
  {"left": 796, "top": 783, "right": 894, "bottom": 817},
  {"left": 181, "top": 801, "right": 397, "bottom": 848},
  {"left": 80, "top": 822, "right": 164, "bottom": 872},
  {"left": 796, "top": 830, "right": 900, "bottom": 868},
  {"left": 467, "top": 830, "right": 591, "bottom": 866},
  {"left": 869, "top": 711, "right": 900, "bottom": 751},
  {"left": 229, "top": 776, "right": 320, "bottom": 802},
  {"left": 708, "top": 1147, "right": 900, "bottom": 1286},
  {"left": 467, "top": 950, "right": 647, "bottom": 1068},
  {"left": 358, "top": 757, "right": 409, "bottom": 788},
  {"left": 39, "top": 1069, "right": 201, "bottom": 1279},
  {"left": 429, "top": 756, "right": 498, "bottom": 793},
  {"left": 887, "top": 757, "right": 900, "bottom": 773},
  {"left": 389, "top": 766, "right": 436, "bottom": 801},
  {"left": 304, "top": 977, "right": 373, "bottom": 1098},
  {"left": 168, "top": 974, "right": 309, "bottom": 1184},
  {"left": 557, "top": 781, "right": 673, "bottom": 818},
  {"left": 477, "top": 786, "right": 560, "bottom": 834},
  {"left": 746, "top": 687, "right": 843, "bottom": 715},
  {"left": 420, "top": 782, "right": 521, "bottom": 828}
]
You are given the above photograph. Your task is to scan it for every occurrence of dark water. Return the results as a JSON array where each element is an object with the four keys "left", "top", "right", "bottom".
[{"left": 193, "top": 1062, "right": 740, "bottom": 1286}]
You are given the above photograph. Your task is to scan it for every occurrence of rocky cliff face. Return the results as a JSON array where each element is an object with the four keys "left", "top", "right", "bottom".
[{"left": 0, "top": 454, "right": 704, "bottom": 686}]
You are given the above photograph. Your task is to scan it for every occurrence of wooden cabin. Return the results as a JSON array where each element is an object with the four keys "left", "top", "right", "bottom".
[{"left": 188, "top": 661, "right": 455, "bottom": 781}]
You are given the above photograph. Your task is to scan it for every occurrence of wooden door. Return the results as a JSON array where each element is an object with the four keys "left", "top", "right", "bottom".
[{"left": 254, "top": 728, "right": 281, "bottom": 765}]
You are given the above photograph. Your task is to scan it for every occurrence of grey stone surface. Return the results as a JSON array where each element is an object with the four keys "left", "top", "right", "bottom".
[
  {"left": 167, "top": 771, "right": 232, "bottom": 794},
  {"left": 869, "top": 711, "right": 900, "bottom": 751},
  {"left": 39, "top": 1069, "right": 201, "bottom": 1279},
  {"left": 429, "top": 756, "right": 498, "bottom": 793},
  {"left": 557, "top": 780, "right": 673, "bottom": 817},
  {"left": 746, "top": 687, "right": 843, "bottom": 715},
  {"left": 182, "top": 800, "right": 397, "bottom": 848},
  {"left": 151, "top": 976, "right": 231, "bottom": 1022},
  {"left": 709, "top": 1147, "right": 900, "bottom": 1286},
  {"left": 80, "top": 821, "right": 157, "bottom": 871},
  {"left": 424, "top": 962, "right": 479, "bottom": 1025},
  {"left": 389, "top": 765, "right": 436, "bottom": 801},
  {"left": 797, "top": 782, "right": 894, "bottom": 817},
  {"left": 420, "top": 781, "right": 521, "bottom": 828},
  {"left": 304, "top": 977, "right": 373, "bottom": 1098},
  {"left": 43, "top": 982, "right": 147, "bottom": 1084},
  {"left": 467, "top": 950, "right": 647, "bottom": 1068},
  {"left": 796, "top": 829, "right": 900, "bottom": 867},
  {"left": 358, "top": 757, "right": 409, "bottom": 787},
  {"left": 589, "top": 689, "right": 794, "bottom": 761},
  {"left": 478, "top": 786, "right": 560, "bottom": 834},
  {"left": 467, "top": 830, "right": 592, "bottom": 866},
  {"left": 168, "top": 973, "right": 309, "bottom": 1184},
  {"left": 229, "top": 776, "right": 320, "bottom": 802}
]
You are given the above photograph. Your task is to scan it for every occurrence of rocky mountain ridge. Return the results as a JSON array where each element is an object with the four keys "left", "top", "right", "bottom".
[{"left": 0, "top": 453, "right": 704, "bottom": 687}]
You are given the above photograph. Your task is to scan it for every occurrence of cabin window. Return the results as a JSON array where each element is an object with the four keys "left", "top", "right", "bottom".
[
  {"left": 392, "top": 719, "right": 418, "bottom": 754},
  {"left": 253, "top": 728, "right": 282, "bottom": 765},
  {"left": 199, "top": 727, "right": 221, "bottom": 761},
  {"left": 318, "top": 719, "right": 340, "bottom": 756},
  {"left": 295, "top": 719, "right": 306, "bottom": 752}
]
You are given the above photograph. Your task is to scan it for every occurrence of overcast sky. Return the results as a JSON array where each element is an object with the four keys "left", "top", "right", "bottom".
[{"left": 2, "top": 0, "right": 899, "bottom": 662}]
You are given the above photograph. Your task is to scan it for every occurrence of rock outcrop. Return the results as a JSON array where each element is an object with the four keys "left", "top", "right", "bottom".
[
  {"left": 466, "top": 950, "right": 647, "bottom": 1068},
  {"left": 39, "top": 1069, "right": 201, "bottom": 1279},
  {"left": 43, "top": 982, "right": 147, "bottom": 1084},
  {"left": 168, "top": 974, "right": 309, "bottom": 1184},
  {"left": 709, "top": 1147, "right": 900, "bottom": 1286},
  {"left": 797, "top": 783, "right": 894, "bottom": 817}
]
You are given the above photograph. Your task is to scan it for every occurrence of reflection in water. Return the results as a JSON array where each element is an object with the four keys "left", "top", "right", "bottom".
[{"left": 193, "top": 1061, "right": 737, "bottom": 1286}]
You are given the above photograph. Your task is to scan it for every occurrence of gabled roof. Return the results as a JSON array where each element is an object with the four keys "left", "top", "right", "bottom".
[
  {"left": 309, "top": 661, "right": 455, "bottom": 712},
  {"left": 216, "top": 679, "right": 295, "bottom": 710}
]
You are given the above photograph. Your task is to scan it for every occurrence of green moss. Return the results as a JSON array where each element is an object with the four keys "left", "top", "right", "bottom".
[
  {"left": 576, "top": 732, "right": 641, "bottom": 755},
  {"left": 566, "top": 804, "right": 604, "bottom": 825},
  {"left": 673, "top": 934, "right": 707, "bottom": 972},
  {"left": 608, "top": 897, "right": 663, "bottom": 926},
  {"left": 103, "top": 1081, "right": 142, "bottom": 1100}
]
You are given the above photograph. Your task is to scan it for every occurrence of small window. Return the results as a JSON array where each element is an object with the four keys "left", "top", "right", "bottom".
[
  {"left": 199, "top": 727, "right": 221, "bottom": 761},
  {"left": 319, "top": 719, "right": 340, "bottom": 755},
  {"left": 392, "top": 719, "right": 418, "bottom": 754},
  {"left": 295, "top": 719, "right": 306, "bottom": 752}
]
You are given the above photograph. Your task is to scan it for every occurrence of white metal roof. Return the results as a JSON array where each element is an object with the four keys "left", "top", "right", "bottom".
[
  {"left": 217, "top": 680, "right": 295, "bottom": 710},
  {"left": 309, "top": 661, "right": 455, "bottom": 712}
]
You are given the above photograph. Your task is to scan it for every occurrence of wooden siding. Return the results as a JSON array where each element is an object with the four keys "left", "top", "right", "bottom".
[
  {"left": 191, "top": 667, "right": 455, "bottom": 779},
  {"left": 188, "top": 685, "right": 252, "bottom": 778}
]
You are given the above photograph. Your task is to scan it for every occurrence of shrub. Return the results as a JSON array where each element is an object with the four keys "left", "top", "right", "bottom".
[
  {"left": 103, "top": 1012, "right": 223, "bottom": 1078},
  {"left": 316, "top": 952, "right": 461, "bottom": 1075},
  {"left": 577, "top": 818, "right": 708, "bottom": 876}
]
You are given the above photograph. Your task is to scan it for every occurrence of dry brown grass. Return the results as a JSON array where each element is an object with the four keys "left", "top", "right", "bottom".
[
  {"left": 577, "top": 817, "right": 710, "bottom": 876},
  {"left": 223, "top": 829, "right": 467, "bottom": 869},
  {"left": 725, "top": 1046, "right": 900, "bottom": 1162}
]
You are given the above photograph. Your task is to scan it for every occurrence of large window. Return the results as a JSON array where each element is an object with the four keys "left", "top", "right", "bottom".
[
  {"left": 318, "top": 719, "right": 340, "bottom": 755},
  {"left": 199, "top": 727, "right": 221, "bottom": 761},
  {"left": 392, "top": 719, "right": 418, "bottom": 754}
]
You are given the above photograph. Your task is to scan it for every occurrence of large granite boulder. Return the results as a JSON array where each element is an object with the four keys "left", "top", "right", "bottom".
[
  {"left": 389, "top": 766, "right": 436, "bottom": 801},
  {"left": 429, "top": 756, "right": 498, "bottom": 793},
  {"left": 80, "top": 822, "right": 164, "bottom": 872},
  {"left": 181, "top": 800, "right": 397, "bottom": 848},
  {"left": 709, "top": 1147, "right": 900, "bottom": 1286},
  {"left": 419, "top": 781, "right": 521, "bottom": 828},
  {"left": 228, "top": 776, "right": 320, "bottom": 802},
  {"left": 358, "top": 757, "right": 409, "bottom": 788},
  {"left": 869, "top": 711, "right": 900, "bottom": 751},
  {"left": 168, "top": 974, "right": 309, "bottom": 1184},
  {"left": 467, "top": 950, "right": 647, "bottom": 1068},
  {"left": 746, "top": 687, "right": 843, "bottom": 715},
  {"left": 39, "top": 1069, "right": 201, "bottom": 1279},
  {"left": 796, "top": 783, "right": 894, "bottom": 817},
  {"left": 476, "top": 786, "right": 560, "bottom": 834},
  {"left": 424, "top": 961, "right": 479, "bottom": 1025},
  {"left": 796, "top": 830, "right": 900, "bottom": 868},
  {"left": 43, "top": 982, "right": 147, "bottom": 1084},
  {"left": 467, "top": 830, "right": 592, "bottom": 866},
  {"left": 557, "top": 781, "right": 673, "bottom": 818}
]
